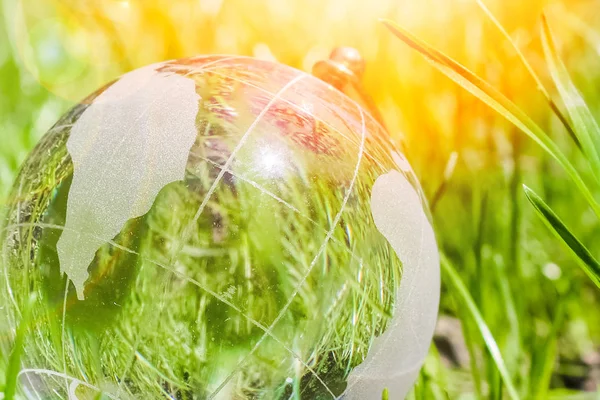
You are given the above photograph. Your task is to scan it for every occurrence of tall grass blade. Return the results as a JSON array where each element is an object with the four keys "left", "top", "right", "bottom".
[
  {"left": 430, "top": 151, "right": 458, "bottom": 213},
  {"left": 541, "top": 14, "right": 600, "bottom": 178},
  {"left": 475, "top": 0, "right": 580, "bottom": 149},
  {"left": 382, "top": 19, "right": 600, "bottom": 218},
  {"left": 440, "top": 254, "right": 520, "bottom": 400},
  {"left": 530, "top": 302, "right": 564, "bottom": 399},
  {"left": 492, "top": 255, "right": 521, "bottom": 373},
  {"left": 4, "top": 294, "right": 36, "bottom": 400},
  {"left": 561, "top": 9, "right": 600, "bottom": 59},
  {"left": 523, "top": 185, "right": 600, "bottom": 288}
]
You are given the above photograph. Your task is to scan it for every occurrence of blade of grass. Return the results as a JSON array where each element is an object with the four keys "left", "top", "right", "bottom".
[
  {"left": 475, "top": 0, "right": 580, "bottom": 149},
  {"left": 492, "top": 253, "right": 521, "bottom": 373},
  {"left": 561, "top": 9, "right": 600, "bottom": 59},
  {"left": 382, "top": 19, "right": 600, "bottom": 218},
  {"left": 459, "top": 308, "right": 484, "bottom": 398},
  {"left": 430, "top": 151, "right": 458, "bottom": 213},
  {"left": 440, "top": 254, "right": 520, "bottom": 400},
  {"left": 420, "top": 346, "right": 451, "bottom": 400},
  {"left": 541, "top": 14, "right": 600, "bottom": 178},
  {"left": 4, "top": 294, "right": 36, "bottom": 400},
  {"left": 523, "top": 185, "right": 600, "bottom": 288},
  {"left": 530, "top": 301, "right": 564, "bottom": 400}
]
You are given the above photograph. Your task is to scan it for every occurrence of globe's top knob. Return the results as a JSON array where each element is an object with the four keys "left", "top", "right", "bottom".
[
  {"left": 312, "top": 47, "right": 387, "bottom": 131},
  {"left": 329, "top": 46, "right": 366, "bottom": 78},
  {"left": 311, "top": 46, "right": 364, "bottom": 90}
]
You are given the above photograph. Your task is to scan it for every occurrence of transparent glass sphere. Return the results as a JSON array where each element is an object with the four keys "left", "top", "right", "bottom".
[{"left": 0, "top": 56, "right": 439, "bottom": 400}]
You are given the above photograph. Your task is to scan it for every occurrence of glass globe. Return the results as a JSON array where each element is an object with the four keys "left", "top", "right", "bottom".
[{"left": 0, "top": 55, "right": 439, "bottom": 400}]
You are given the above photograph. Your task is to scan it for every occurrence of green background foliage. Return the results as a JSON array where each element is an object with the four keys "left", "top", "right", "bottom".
[{"left": 2, "top": 0, "right": 600, "bottom": 398}]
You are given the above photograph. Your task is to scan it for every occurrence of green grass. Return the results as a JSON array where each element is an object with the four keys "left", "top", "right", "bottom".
[
  {"left": 385, "top": 3, "right": 600, "bottom": 399},
  {"left": 2, "top": 0, "right": 600, "bottom": 399}
]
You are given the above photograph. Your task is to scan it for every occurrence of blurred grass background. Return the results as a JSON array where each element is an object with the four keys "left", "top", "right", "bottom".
[{"left": 2, "top": 0, "right": 600, "bottom": 398}]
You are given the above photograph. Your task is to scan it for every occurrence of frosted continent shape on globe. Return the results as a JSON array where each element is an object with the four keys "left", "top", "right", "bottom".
[{"left": 0, "top": 55, "right": 439, "bottom": 399}]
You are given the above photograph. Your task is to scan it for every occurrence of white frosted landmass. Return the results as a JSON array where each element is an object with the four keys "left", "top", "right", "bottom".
[
  {"left": 57, "top": 64, "right": 200, "bottom": 300},
  {"left": 345, "top": 167, "right": 440, "bottom": 399}
]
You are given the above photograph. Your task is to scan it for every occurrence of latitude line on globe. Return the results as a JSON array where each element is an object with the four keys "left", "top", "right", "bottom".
[
  {"left": 17, "top": 369, "right": 117, "bottom": 400},
  {"left": 1, "top": 220, "right": 335, "bottom": 397}
]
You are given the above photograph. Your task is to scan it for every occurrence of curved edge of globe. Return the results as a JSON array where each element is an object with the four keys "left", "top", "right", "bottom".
[{"left": 344, "top": 165, "right": 441, "bottom": 399}]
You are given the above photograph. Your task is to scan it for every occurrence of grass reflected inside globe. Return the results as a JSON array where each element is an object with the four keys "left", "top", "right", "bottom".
[{"left": 0, "top": 55, "right": 438, "bottom": 399}]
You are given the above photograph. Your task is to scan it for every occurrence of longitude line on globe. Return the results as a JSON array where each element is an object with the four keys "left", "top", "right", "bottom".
[
  {"left": 188, "top": 150, "right": 365, "bottom": 267},
  {"left": 109, "top": 55, "right": 244, "bottom": 397},
  {"left": 207, "top": 93, "right": 367, "bottom": 400}
]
